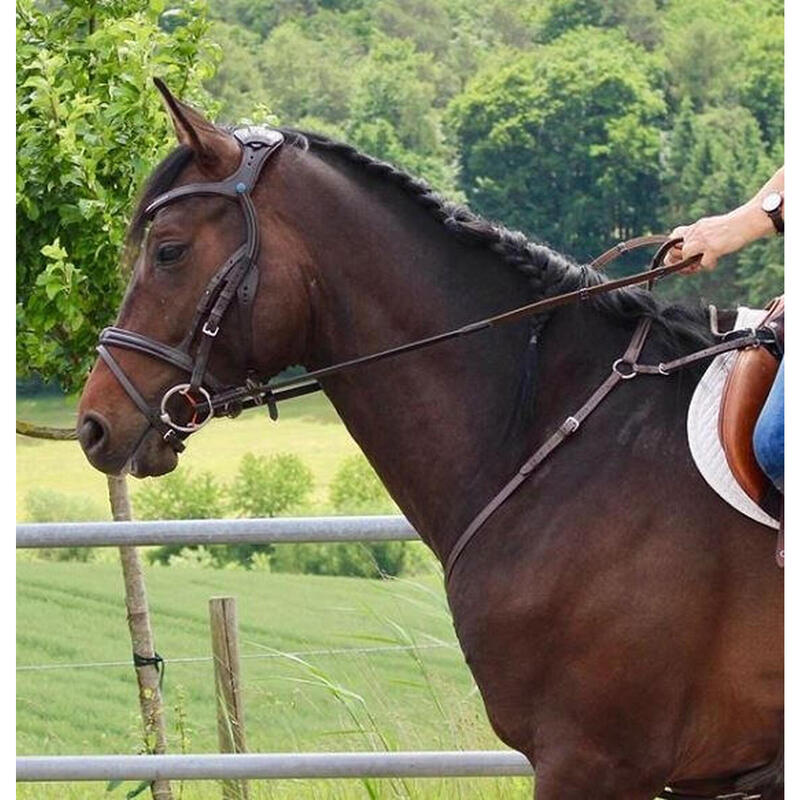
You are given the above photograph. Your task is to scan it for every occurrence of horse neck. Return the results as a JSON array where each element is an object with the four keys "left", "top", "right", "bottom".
[{"left": 286, "top": 150, "right": 543, "bottom": 560}]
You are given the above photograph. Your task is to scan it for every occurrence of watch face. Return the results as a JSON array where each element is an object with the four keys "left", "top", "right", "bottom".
[{"left": 763, "top": 191, "right": 783, "bottom": 213}]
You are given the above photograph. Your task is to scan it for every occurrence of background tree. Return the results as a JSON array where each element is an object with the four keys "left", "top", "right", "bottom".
[
  {"left": 16, "top": 0, "right": 219, "bottom": 391},
  {"left": 18, "top": 0, "right": 784, "bottom": 396},
  {"left": 661, "top": 102, "right": 781, "bottom": 305},
  {"left": 447, "top": 27, "right": 665, "bottom": 262}
]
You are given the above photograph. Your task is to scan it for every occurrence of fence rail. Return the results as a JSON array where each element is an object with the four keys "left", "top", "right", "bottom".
[
  {"left": 17, "top": 514, "right": 535, "bottom": 786},
  {"left": 16, "top": 515, "right": 418, "bottom": 549},
  {"left": 17, "top": 751, "right": 533, "bottom": 782}
]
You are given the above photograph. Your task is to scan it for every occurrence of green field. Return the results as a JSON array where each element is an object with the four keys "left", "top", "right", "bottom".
[
  {"left": 17, "top": 561, "right": 531, "bottom": 799},
  {"left": 17, "top": 393, "right": 368, "bottom": 521},
  {"left": 17, "top": 393, "right": 531, "bottom": 798}
]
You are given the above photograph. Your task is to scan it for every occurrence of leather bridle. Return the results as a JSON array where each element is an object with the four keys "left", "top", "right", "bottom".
[
  {"left": 96, "top": 128, "right": 285, "bottom": 453},
  {"left": 96, "top": 127, "right": 693, "bottom": 458}
]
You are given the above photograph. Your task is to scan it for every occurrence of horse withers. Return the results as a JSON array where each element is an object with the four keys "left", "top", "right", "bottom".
[{"left": 78, "top": 83, "right": 783, "bottom": 799}]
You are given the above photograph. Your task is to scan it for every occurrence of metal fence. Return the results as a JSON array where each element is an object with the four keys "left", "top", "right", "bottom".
[
  {"left": 16, "top": 515, "right": 531, "bottom": 785},
  {"left": 18, "top": 752, "right": 533, "bottom": 782}
]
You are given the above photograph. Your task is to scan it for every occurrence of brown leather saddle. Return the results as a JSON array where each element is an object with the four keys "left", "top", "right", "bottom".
[{"left": 718, "top": 295, "right": 784, "bottom": 533}]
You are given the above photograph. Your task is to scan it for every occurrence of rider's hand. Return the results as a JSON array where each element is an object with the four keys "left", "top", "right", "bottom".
[
  {"left": 664, "top": 215, "right": 743, "bottom": 273},
  {"left": 665, "top": 203, "right": 776, "bottom": 274}
]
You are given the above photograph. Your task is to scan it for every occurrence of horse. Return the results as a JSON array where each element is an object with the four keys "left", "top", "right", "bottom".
[{"left": 77, "top": 83, "right": 783, "bottom": 799}]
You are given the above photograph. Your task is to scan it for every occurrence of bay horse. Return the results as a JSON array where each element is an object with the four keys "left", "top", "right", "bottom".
[{"left": 77, "top": 83, "right": 782, "bottom": 799}]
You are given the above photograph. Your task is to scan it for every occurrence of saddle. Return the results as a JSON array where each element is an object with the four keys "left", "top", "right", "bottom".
[{"left": 718, "top": 295, "right": 784, "bottom": 563}]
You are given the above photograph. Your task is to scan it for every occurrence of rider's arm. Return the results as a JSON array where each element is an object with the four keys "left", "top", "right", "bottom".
[{"left": 666, "top": 166, "right": 784, "bottom": 272}]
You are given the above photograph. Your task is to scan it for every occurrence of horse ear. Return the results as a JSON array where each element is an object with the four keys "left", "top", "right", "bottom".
[{"left": 153, "top": 78, "right": 239, "bottom": 171}]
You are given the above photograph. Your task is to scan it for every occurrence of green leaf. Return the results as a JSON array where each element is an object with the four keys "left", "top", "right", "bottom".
[{"left": 125, "top": 781, "right": 151, "bottom": 799}]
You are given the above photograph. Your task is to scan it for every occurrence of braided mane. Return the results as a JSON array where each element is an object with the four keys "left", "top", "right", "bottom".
[
  {"left": 284, "top": 128, "right": 712, "bottom": 348},
  {"left": 127, "top": 124, "right": 712, "bottom": 349}
]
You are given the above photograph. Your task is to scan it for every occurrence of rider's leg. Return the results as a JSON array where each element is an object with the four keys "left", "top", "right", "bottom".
[{"left": 753, "top": 359, "right": 784, "bottom": 493}]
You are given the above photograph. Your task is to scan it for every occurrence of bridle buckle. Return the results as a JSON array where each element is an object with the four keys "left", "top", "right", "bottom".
[{"left": 202, "top": 321, "right": 219, "bottom": 337}]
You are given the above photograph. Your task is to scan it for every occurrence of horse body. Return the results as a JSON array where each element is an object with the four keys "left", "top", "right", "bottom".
[{"left": 77, "top": 90, "right": 782, "bottom": 798}]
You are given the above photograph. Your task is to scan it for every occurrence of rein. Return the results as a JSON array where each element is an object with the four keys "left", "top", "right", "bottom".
[{"left": 190, "top": 235, "right": 696, "bottom": 420}]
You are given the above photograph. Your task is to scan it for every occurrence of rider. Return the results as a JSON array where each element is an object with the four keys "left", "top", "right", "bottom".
[{"left": 665, "top": 166, "right": 785, "bottom": 493}]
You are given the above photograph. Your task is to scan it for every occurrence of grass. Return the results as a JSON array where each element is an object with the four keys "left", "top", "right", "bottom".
[
  {"left": 17, "top": 393, "right": 533, "bottom": 797},
  {"left": 17, "top": 560, "right": 532, "bottom": 799},
  {"left": 16, "top": 392, "right": 364, "bottom": 521}
]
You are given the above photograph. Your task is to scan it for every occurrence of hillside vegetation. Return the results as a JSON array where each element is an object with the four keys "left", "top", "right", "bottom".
[
  {"left": 17, "top": 0, "right": 783, "bottom": 390},
  {"left": 206, "top": 0, "right": 783, "bottom": 307}
]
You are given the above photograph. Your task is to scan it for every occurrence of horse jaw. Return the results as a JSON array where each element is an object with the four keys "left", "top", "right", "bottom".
[{"left": 128, "top": 432, "right": 180, "bottom": 478}]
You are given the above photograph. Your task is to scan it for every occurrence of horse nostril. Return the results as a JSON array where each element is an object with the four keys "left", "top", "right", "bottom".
[{"left": 78, "top": 413, "right": 108, "bottom": 454}]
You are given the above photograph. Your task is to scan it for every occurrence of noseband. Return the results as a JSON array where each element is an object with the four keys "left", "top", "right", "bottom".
[{"left": 97, "top": 128, "right": 285, "bottom": 453}]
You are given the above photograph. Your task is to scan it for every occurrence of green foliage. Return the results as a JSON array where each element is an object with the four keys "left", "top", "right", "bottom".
[
  {"left": 25, "top": 487, "right": 106, "bottom": 524},
  {"left": 134, "top": 467, "right": 227, "bottom": 521},
  {"left": 661, "top": 102, "right": 782, "bottom": 305},
  {"left": 448, "top": 27, "right": 665, "bottom": 260},
  {"left": 136, "top": 465, "right": 229, "bottom": 566},
  {"left": 16, "top": 0, "right": 219, "bottom": 391},
  {"left": 537, "top": 0, "right": 662, "bottom": 48},
  {"left": 165, "top": 545, "right": 218, "bottom": 568},
  {"left": 270, "top": 540, "right": 408, "bottom": 578},
  {"left": 330, "top": 454, "right": 395, "bottom": 514},
  {"left": 24, "top": 487, "right": 106, "bottom": 562},
  {"left": 205, "top": 0, "right": 784, "bottom": 305},
  {"left": 230, "top": 452, "right": 314, "bottom": 517},
  {"left": 224, "top": 452, "right": 314, "bottom": 568},
  {"left": 18, "top": 0, "right": 784, "bottom": 409},
  {"left": 265, "top": 454, "right": 406, "bottom": 579}
]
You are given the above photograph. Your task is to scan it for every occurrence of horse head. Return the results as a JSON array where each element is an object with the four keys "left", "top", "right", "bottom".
[{"left": 78, "top": 81, "right": 313, "bottom": 477}]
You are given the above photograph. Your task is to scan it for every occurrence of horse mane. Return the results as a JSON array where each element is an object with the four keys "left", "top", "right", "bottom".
[
  {"left": 286, "top": 129, "right": 712, "bottom": 350},
  {"left": 127, "top": 126, "right": 713, "bottom": 350}
]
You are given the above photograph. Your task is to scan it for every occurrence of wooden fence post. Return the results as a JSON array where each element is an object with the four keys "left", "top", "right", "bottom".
[
  {"left": 108, "top": 474, "right": 173, "bottom": 800},
  {"left": 209, "top": 596, "right": 249, "bottom": 800}
]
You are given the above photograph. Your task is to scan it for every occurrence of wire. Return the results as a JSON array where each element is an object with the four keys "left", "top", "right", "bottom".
[{"left": 16, "top": 642, "right": 458, "bottom": 673}]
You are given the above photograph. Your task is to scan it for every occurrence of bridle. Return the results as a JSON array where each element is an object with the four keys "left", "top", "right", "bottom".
[
  {"left": 96, "top": 127, "right": 286, "bottom": 453},
  {"left": 96, "top": 126, "right": 699, "bottom": 457}
]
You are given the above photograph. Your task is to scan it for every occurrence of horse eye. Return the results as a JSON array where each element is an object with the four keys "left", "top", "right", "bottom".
[{"left": 156, "top": 243, "right": 186, "bottom": 266}]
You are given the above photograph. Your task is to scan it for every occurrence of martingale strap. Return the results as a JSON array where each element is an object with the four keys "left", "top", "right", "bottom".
[
  {"left": 443, "top": 310, "right": 780, "bottom": 583},
  {"left": 444, "top": 316, "right": 653, "bottom": 581}
]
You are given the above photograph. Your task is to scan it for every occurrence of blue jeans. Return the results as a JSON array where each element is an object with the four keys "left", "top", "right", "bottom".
[{"left": 753, "top": 359, "right": 784, "bottom": 493}]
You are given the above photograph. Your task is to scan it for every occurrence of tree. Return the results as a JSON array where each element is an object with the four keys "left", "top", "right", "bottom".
[
  {"left": 229, "top": 452, "right": 314, "bottom": 518},
  {"left": 660, "top": 102, "right": 782, "bottom": 306},
  {"left": 16, "top": 0, "right": 219, "bottom": 391},
  {"left": 447, "top": 26, "right": 665, "bottom": 261},
  {"left": 535, "top": 0, "right": 662, "bottom": 49},
  {"left": 252, "top": 19, "right": 360, "bottom": 125}
]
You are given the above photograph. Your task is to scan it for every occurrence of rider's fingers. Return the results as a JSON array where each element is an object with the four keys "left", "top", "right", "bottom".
[
  {"left": 664, "top": 242, "right": 684, "bottom": 266},
  {"left": 700, "top": 253, "right": 718, "bottom": 271},
  {"left": 665, "top": 225, "right": 689, "bottom": 265}
]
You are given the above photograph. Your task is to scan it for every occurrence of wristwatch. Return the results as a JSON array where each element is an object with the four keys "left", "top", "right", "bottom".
[{"left": 762, "top": 191, "right": 784, "bottom": 234}]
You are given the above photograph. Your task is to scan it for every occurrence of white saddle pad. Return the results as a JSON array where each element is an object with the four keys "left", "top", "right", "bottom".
[{"left": 686, "top": 307, "right": 778, "bottom": 529}]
